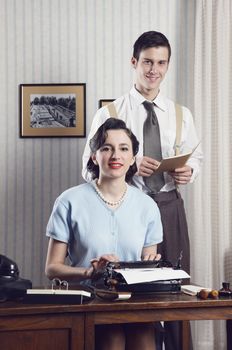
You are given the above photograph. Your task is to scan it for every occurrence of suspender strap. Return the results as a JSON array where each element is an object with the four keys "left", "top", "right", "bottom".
[
  {"left": 107, "top": 102, "right": 118, "bottom": 118},
  {"left": 107, "top": 101, "right": 182, "bottom": 156},
  {"left": 175, "top": 103, "right": 183, "bottom": 156}
]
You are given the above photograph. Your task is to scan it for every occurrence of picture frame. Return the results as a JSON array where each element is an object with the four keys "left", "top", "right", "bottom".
[
  {"left": 98, "top": 99, "right": 115, "bottom": 108},
  {"left": 20, "top": 83, "right": 86, "bottom": 137}
]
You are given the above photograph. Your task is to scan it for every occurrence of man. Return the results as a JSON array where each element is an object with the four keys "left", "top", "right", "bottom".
[{"left": 82, "top": 31, "right": 203, "bottom": 349}]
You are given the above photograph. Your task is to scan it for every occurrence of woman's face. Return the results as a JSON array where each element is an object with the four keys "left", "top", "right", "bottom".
[{"left": 92, "top": 129, "right": 135, "bottom": 180}]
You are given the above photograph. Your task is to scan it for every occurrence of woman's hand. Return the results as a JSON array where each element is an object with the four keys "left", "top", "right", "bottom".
[
  {"left": 141, "top": 245, "right": 161, "bottom": 261},
  {"left": 89, "top": 254, "right": 120, "bottom": 279},
  {"left": 142, "top": 253, "right": 162, "bottom": 261}
]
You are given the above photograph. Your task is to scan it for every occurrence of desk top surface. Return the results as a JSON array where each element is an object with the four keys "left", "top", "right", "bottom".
[{"left": 1, "top": 292, "right": 232, "bottom": 317}]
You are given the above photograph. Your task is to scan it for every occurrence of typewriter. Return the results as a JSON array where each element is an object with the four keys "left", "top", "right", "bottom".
[{"left": 91, "top": 253, "right": 184, "bottom": 294}]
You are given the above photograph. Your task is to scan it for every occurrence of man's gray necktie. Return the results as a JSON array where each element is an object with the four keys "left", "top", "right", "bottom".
[{"left": 143, "top": 101, "right": 165, "bottom": 193}]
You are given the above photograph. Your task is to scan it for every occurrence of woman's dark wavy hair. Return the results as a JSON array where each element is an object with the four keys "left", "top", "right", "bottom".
[{"left": 87, "top": 118, "right": 139, "bottom": 183}]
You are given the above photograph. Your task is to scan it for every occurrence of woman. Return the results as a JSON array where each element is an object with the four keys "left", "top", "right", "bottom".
[{"left": 45, "top": 118, "right": 163, "bottom": 350}]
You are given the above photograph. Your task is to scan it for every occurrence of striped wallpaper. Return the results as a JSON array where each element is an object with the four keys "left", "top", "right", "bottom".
[{"left": 0, "top": 0, "right": 195, "bottom": 286}]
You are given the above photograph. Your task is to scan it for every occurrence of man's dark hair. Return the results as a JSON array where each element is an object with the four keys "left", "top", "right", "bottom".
[
  {"left": 87, "top": 118, "right": 139, "bottom": 182},
  {"left": 133, "top": 31, "right": 171, "bottom": 61}
]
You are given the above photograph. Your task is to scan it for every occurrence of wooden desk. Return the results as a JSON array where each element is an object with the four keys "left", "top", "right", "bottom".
[
  {"left": 0, "top": 293, "right": 232, "bottom": 349},
  {"left": 84, "top": 293, "right": 232, "bottom": 350}
]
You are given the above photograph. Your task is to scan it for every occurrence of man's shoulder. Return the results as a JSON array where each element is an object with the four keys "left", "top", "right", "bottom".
[
  {"left": 100, "top": 93, "right": 130, "bottom": 111},
  {"left": 113, "top": 93, "right": 130, "bottom": 105},
  {"left": 94, "top": 92, "right": 133, "bottom": 122},
  {"left": 158, "top": 93, "right": 192, "bottom": 117},
  {"left": 158, "top": 93, "right": 188, "bottom": 108}
]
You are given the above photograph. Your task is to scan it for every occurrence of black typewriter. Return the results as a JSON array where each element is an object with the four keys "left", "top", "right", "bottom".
[{"left": 91, "top": 253, "right": 184, "bottom": 294}]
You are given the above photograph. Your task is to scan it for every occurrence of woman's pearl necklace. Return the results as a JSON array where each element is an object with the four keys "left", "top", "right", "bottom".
[{"left": 94, "top": 179, "right": 127, "bottom": 207}]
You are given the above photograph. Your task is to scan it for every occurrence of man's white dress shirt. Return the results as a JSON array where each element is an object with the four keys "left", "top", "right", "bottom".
[{"left": 82, "top": 86, "right": 203, "bottom": 192}]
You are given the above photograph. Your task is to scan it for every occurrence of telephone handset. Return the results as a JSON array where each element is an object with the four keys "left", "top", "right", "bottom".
[
  {"left": 0, "top": 254, "right": 32, "bottom": 302},
  {"left": 0, "top": 254, "right": 19, "bottom": 281}
]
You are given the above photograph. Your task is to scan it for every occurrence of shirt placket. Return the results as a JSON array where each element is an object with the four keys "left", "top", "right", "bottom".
[{"left": 110, "top": 211, "right": 118, "bottom": 252}]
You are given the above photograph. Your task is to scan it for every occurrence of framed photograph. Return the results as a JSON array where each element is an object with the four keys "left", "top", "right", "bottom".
[
  {"left": 98, "top": 99, "right": 115, "bottom": 108},
  {"left": 20, "top": 83, "right": 86, "bottom": 137}
]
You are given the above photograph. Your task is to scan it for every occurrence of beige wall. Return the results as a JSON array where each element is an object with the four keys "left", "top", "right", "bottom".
[{"left": 0, "top": 0, "right": 195, "bottom": 286}]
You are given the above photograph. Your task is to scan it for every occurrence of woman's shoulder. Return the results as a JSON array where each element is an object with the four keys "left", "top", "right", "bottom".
[
  {"left": 57, "top": 182, "right": 94, "bottom": 202},
  {"left": 127, "top": 185, "right": 155, "bottom": 205}
]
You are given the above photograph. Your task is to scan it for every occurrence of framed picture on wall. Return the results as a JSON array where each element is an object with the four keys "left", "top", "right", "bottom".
[
  {"left": 98, "top": 99, "right": 115, "bottom": 108},
  {"left": 20, "top": 83, "right": 86, "bottom": 137}
]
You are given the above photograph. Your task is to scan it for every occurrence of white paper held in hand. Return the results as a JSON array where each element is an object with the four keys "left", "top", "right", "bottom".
[{"left": 156, "top": 141, "right": 201, "bottom": 173}]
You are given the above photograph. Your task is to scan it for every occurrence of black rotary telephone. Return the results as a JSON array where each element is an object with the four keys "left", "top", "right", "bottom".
[{"left": 0, "top": 254, "right": 32, "bottom": 302}]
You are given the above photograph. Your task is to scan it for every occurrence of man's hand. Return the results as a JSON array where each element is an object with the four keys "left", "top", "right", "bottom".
[
  {"left": 169, "top": 165, "right": 192, "bottom": 185},
  {"left": 137, "top": 156, "right": 160, "bottom": 177}
]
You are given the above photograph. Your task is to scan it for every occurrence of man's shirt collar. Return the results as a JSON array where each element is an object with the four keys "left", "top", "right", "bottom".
[{"left": 130, "top": 85, "right": 167, "bottom": 112}]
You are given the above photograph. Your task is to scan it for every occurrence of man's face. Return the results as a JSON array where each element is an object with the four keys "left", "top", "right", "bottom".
[{"left": 131, "top": 46, "right": 169, "bottom": 98}]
